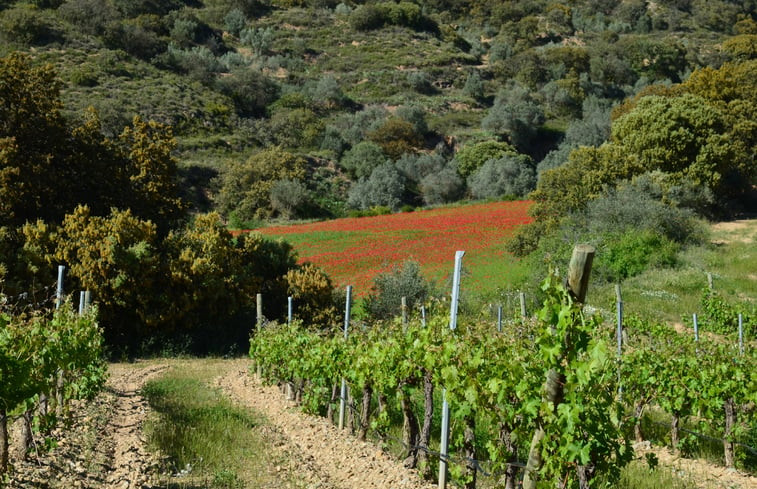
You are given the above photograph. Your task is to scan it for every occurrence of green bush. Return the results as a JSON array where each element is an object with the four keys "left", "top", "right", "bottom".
[
  {"left": 597, "top": 229, "right": 679, "bottom": 282},
  {"left": 467, "top": 153, "right": 536, "bottom": 199},
  {"left": 0, "top": 6, "right": 59, "bottom": 46},
  {"left": 347, "top": 163, "right": 406, "bottom": 211},
  {"left": 364, "top": 260, "right": 430, "bottom": 320},
  {"left": 349, "top": 4, "right": 384, "bottom": 31}
]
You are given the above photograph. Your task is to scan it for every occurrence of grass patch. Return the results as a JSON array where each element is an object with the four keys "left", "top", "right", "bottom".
[
  {"left": 142, "top": 360, "right": 303, "bottom": 488},
  {"left": 587, "top": 221, "right": 757, "bottom": 326}
]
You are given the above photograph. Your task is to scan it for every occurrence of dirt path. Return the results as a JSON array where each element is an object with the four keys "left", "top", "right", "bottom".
[
  {"left": 214, "top": 358, "right": 436, "bottom": 489},
  {"left": 634, "top": 441, "right": 757, "bottom": 489},
  {"left": 101, "top": 363, "right": 169, "bottom": 489},
  {"left": 7, "top": 361, "right": 168, "bottom": 489}
]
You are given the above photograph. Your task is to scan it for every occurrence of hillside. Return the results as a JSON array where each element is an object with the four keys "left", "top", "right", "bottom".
[{"left": 1, "top": 0, "right": 754, "bottom": 221}]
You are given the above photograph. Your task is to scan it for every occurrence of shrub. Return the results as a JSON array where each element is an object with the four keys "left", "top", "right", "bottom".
[
  {"left": 216, "top": 67, "right": 279, "bottom": 117},
  {"left": 420, "top": 166, "right": 465, "bottom": 205},
  {"left": 241, "top": 26, "right": 274, "bottom": 56},
  {"left": 268, "top": 107, "right": 324, "bottom": 148},
  {"left": 596, "top": 229, "right": 679, "bottom": 282},
  {"left": 103, "top": 20, "right": 166, "bottom": 60},
  {"left": 59, "top": 0, "right": 118, "bottom": 36},
  {"left": 364, "top": 261, "right": 430, "bottom": 320},
  {"left": 347, "top": 163, "right": 406, "bottom": 211},
  {"left": 217, "top": 148, "right": 307, "bottom": 221},
  {"left": 454, "top": 140, "right": 517, "bottom": 178},
  {"left": 339, "top": 141, "right": 389, "bottom": 179},
  {"left": 286, "top": 263, "right": 338, "bottom": 329},
  {"left": 270, "top": 179, "right": 310, "bottom": 219},
  {"left": 224, "top": 8, "right": 247, "bottom": 36},
  {"left": 349, "top": 4, "right": 384, "bottom": 31},
  {"left": 407, "top": 71, "right": 434, "bottom": 94},
  {"left": 467, "top": 154, "right": 536, "bottom": 199},
  {"left": 586, "top": 174, "right": 708, "bottom": 244},
  {"left": 395, "top": 105, "right": 428, "bottom": 136},
  {"left": 0, "top": 6, "right": 58, "bottom": 46},
  {"left": 463, "top": 71, "right": 484, "bottom": 100},
  {"left": 367, "top": 118, "right": 424, "bottom": 160},
  {"left": 313, "top": 74, "right": 347, "bottom": 109}
]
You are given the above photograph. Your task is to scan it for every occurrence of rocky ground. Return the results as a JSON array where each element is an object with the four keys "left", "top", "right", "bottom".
[
  {"left": 6, "top": 362, "right": 168, "bottom": 489},
  {"left": 4, "top": 359, "right": 757, "bottom": 489}
]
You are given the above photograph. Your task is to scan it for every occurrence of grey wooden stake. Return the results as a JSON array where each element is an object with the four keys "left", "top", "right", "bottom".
[
  {"left": 421, "top": 305, "right": 426, "bottom": 328},
  {"left": 256, "top": 293, "right": 263, "bottom": 327},
  {"left": 84, "top": 290, "right": 91, "bottom": 310},
  {"left": 707, "top": 272, "right": 713, "bottom": 290},
  {"left": 401, "top": 296, "right": 408, "bottom": 328},
  {"left": 439, "top": 250, "right": 465, "bottom": 489},
  {"left": 287, "top": 296, "right": 293, "bottom": 325},
  {"left": 339, "top": 285, "right": 352, "bottom": 430},
  {"left": 738, "top": 314, "right": 744, "bottom": 355},
  {"left": 497, "top": 305, "right": 503, "bottom": 333},
  {"left": 519, "top": 292, "right": 527, "bottom": 319},
  {"left": 56, "top": 265, "right": 65, "bottom": 309},
  {"left": 615, "top": 284, "right": 623, "bottom": 400},
  {"left": 693, "top": 313, "right": 699, "bottom": 342},
  {"left": 523, "top": 244, "right": 595, "bottom": 489},
  {"left": 78, "top": 291, "right": 85, "bottom": 315}
]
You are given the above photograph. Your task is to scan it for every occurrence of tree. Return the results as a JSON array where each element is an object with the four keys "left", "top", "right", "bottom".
[
  {"left": 118, "top": 116, "right": 187, "bottom": 232},
  {"left": 339, "top": 141, "right": 389, "bottom": 179},
  {"left": 364, "top": 261, "right": 429, "bottom": 320},
  {"left": 270, "top": 179, "right": 310, "bottom": 219},
  {"left": 347, "top": 163, "right": 406, "bottom": 210},
  {"left": 482, "top": 84, "right": 545, "bottom": 150},
  {"left": 611, "top": 94, "right": 741, "bottom": 193},
  {"left": 217, "top": 148, "right": 307, "bottom": 222},
  {"left": 0, "top": 53, "right": 67, "bottom": 226},
  {"left": 467, "top": 154, "right": 536, "bottom": 199},
  {"left": 367, "top": 118, "right": 424, "bottom": 160},
  {"left": 454, "top": 140, "right": 518, "bottom": 178},
  {"left": 420, "top": 166, "right": 465, "bottom": 205}
]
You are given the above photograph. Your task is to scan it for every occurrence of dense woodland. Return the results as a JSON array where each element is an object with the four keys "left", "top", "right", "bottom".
[{"left": 0, "top": 0, "right": 755, "bottom": 350}]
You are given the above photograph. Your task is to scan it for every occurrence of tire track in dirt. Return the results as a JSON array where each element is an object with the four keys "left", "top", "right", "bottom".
[
  {"left": 6, "top": 361, "right": 167, "bottom": 489},
  {"left": 214, "top": 359, "right": 436, "bottom": 489},
  {"left": 100, "top": 362, "right": 169, "bottom": 489}
]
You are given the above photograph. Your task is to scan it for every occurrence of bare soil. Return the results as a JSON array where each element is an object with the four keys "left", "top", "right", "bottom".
[
  {"left": 6, "top": 361, "right": 168, "bottom": 489},
  {"left": 214, "top": 358, "right": 436, "bottom": 489}
]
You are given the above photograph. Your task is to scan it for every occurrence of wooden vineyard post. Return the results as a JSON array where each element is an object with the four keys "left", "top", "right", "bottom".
[
  {"left": 439, "top": 250, "right": 465, "bottom": 489},
  {"left": 339, "top": 286, "right": 352, "bottom": 430},
  {"left": 288, "top": 296, "right": 293, "bottom": 325},
  {"left": 402, "top": 296, "right": 408, "bottom": 330},
  {"left": 519, "top": 292, "right": 527, "bottom": 319},
  {"left": 522, "top": 244, "right": 595, "bottom": 489},
  {"left": 497, "top": 305, "right": 503, "bottom": 332}
]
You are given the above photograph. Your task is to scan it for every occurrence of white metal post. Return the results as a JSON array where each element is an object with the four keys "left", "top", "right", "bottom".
[
  {"left": 339, "top": 285, "right": 352, "bottom": 430},
  {"left": 439, "top": 251, "right": 465, "bottom": 489},
  {"left": 56, "top": 265, "right": 65, "bottom": 309}
]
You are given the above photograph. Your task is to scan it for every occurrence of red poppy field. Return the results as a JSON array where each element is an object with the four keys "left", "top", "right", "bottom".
[{"left": 254, "top": 200, "right": 533, "bottom": 296}]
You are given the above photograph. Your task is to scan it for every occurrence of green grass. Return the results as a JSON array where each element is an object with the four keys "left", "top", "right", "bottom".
[
  {"left": 142, "top": 360, "right": 304, "bottom": 489},
  {"left": 587, "top": 221, "right": 757, "bottom": 326}
]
